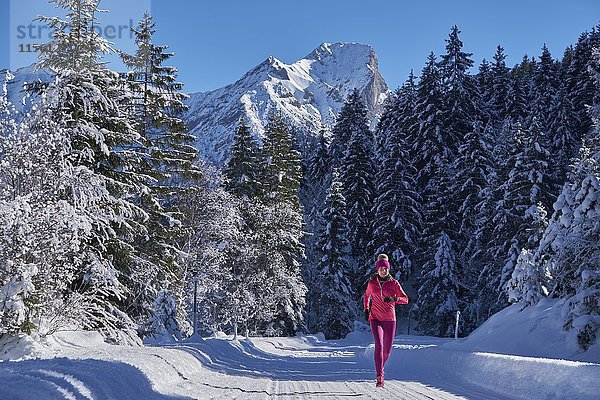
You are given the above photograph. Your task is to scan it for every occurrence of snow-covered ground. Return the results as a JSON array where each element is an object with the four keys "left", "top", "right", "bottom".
[{"left": 1, "top": 299, "right": 598, "bottom": 399}]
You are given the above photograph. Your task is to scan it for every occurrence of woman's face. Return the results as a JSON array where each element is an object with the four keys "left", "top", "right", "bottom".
[{"left": 377, "top": 265, "right": 389, "bottom": 278}]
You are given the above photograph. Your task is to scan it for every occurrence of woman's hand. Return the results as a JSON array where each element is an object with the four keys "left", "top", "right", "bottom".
[{"left": 383, "top": 295, "right": 398, "bottom": 303}]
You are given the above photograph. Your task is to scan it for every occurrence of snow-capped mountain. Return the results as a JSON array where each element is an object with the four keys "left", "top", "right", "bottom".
[
  {"left": 2, "top": 43, "right": 390, "bottom": 166},
  {"left": 0, "top": 64, "right": 52, "bottom": 115},
  {"left": 184, "top": 42, "right": 390, "bottom": 166}
]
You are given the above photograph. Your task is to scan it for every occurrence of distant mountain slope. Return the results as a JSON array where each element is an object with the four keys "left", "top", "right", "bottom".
[
  {"left": 184, "top": 42, "right": 390, "bottom": 166},
  {"left": 1, "top": 43, "right": 390, "bottom": 167},
  {"left": 0, "top": 64, "right": 52, "bottom": 116}
]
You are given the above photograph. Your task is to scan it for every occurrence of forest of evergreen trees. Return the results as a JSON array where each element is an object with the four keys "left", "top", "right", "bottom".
[
  {"left": 0, "top": 0, "right": 598, "bottom": 351},
  {"left": 300, "top": 25, "right": 600, "bottom": 349}
]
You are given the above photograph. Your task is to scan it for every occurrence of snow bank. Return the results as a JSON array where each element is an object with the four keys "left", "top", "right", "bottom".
[
  {"left": 447, "top": 298, "right": 600, "bottom": 363},
  {"left": 393, "top": 344, "right": 600, "bottom": 400},
  {"left": 0, "top": 334, "right": 55, "bottom": 361}
]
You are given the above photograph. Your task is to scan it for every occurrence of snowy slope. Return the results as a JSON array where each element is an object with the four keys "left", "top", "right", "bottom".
[
  {"left": 184, "top": 42, "right": 389, "bottom": 166},
  {"left": 0, "top": 65, "right": 52, "bottom": 115},
  {"left": 1, "top": 300, "right": 598, "bottom": 400},
  {"left": 446, "top": 298, "right": 600, "bottom": 363}
]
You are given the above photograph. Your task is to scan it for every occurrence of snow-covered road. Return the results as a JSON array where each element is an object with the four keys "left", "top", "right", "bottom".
[{"left": 1, "top": 330, "right": 598, "bottom": 399}]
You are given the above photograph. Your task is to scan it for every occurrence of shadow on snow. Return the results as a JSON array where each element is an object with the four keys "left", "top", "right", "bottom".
[{"left": 0, "top": 357, "right": 190, "bottom": 400}]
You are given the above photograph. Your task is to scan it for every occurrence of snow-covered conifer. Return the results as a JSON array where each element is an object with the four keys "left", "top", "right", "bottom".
[
  {"left": 415, "top": 232, "right": 460, "bottom": 337},
  {"left": 314, "top": 170, "right": 356, "bottom": 339},
  {"left": 248, "top": 200, "right": 307, "bottom": 336},
  {"left": 490, "top": 46, "right": 511, "bottom": 123},
  {"left": 146, "top": 286, "right": 187, "bottom": 341},
  {"left": 371, "top": 74, "right": 422, "bottom": 282},
  {"left": 25, "top": 0, "right": 151, "bottom": 342},
  {"left": 412, "top": 52, "right": 446, "bottom": 197},
  {"left": 224, "top": 118, "right": 263, "bottom": 199},
  {"left": 336, "top": 90, "right": 376, "bottom": 269},
  {"left": 536, "top": 128, "right": 600, "bottom": 350},
  {"left": 489, "top": 120, "right": 551, "bottom": 297},
  {"left": 261, "top": 113, "right": 303, "bottom": 210},
  {"left": 439, "top": 25, "right": 479, "bottom": 154},
  {"left": 330, "top": 90, "right": 367, "bottom": 166},
  {"left": 504, "top": 249, "right": 549, "bottom": 308},
  {"left": 0, "top": 93, "right": 137, "bottom": 341},
  {"left": 120, "top": 12, "right": 200, "bottom": 312},
  {"left": 301, "top": 128, "right": 331, "bottom": 331}
]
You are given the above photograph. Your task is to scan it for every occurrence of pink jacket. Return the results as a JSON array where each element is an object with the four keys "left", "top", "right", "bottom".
[{"left": 364, "top": 276, "right": 409, "bottom": 321}]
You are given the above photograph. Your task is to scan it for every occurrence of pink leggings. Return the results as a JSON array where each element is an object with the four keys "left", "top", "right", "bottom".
[{"left": 370, "top": 320, "right": 396, "bottom": 377}]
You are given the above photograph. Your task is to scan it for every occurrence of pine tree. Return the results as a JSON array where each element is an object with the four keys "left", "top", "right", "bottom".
[
  {"left": 415, "top": 232, "right": 460, "bottom": 337},
  {"left": 476, "top": 59, "right": 493, "bottom": 125},
  {"left": 261, "top": 113, "right": 303, "bottom": 210},
  {"left": 224, "top": 118, "right": 263, "bottom": 199},
  {"left": 371, "top": 74, "right": 422, "bottom": 281},
  {"left": 219, "top": 112, "right": 307, "bottom": 336},
  {"left": 314, "top": 170, "right": 356, "bottom": 339},
  {"left": 306, "top": 128, "right": 331, "bottom": 191},
  {"left": 490, "top": 120, "right": 551, "bottom": 300},
  {"left": 453, "top": 120, "right": 494, "bottom": 258},
  {"left": 249, "top": 200, "right": 307, "bottom": 336},
  {"left": 565, "top": 32, "right": 596, "bottom": 140},
  {"left": 503, "top": 249, "right": 548, "bottom": 308},
  {"left": 330, "top": 90, "right": 368, "bottom": 166},
  {"left": 247, "top": 113, "right": 307, "bottom": 335},
  {"left": 336, "top": 90, "right": 376, "bottom": 271},
  {"left": 438, "top": 25, "right": 480, "bottom": 252},
  {"left": 532, "top": 45, "right": 560, "bottom": 124},
  {"left": 29, "top": 0, "right": 150, "bottom": 342},
  {"left": 535, "top": 98, "right": 600, "bottom": 350},
  {"left": 452, "top": 119, "right": 495, "bottom": 331},
  {"left": 0, "top": 90, "right": 136, "bottom": 341},
  {"left": 491, "top": 46, "right": 511, "bottom": 123},
  {"left": 412, "top": 53, "right": 450, "bottom": 327},
  {"left": 302, "top": 128, "right": 331, "bottom": 332},
  {"left": 548, "top": 86, "right": 580, "bottom": 187},
  {"left": 514, "top": 54, "right": 537, "bottom": 102},
  {"left": 120, "top": 12, "right": 199, "bottom": 323},
  {"left": 413, "top": 52, "right": 446, "bottom": 196},
  {"left": 34, "top": 0, "right": 111, "bottom": 73},
  {"left": 146, "top": 285, "right": 188, "bottom": 341},
  {"left": 439, "top": 25, "right": 478, "bottom": 157},
  {"left": 412, "top": 48, "right": 460, "bottom": 290},
  {"left": 505, "top": 68, "right": 529, "bottom": 124}
]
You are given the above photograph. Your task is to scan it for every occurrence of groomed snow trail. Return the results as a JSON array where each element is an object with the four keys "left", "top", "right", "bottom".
[{"left": 1, "top": 331, "right": 598, "bottom": 399}]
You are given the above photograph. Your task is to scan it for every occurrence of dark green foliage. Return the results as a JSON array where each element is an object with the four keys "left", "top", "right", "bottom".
[
  {"left": 371, "top": 74, "right": 422, "bottom": 282},
  {"left": 261, "top": 113, "right": 303, "bottom": 210},
  {"left": 224, "top": 118, "right": 263, "bottom": 199},
  {"left": 120, "top": 12, "right": 199, "bottom": 325},
  {"left": 314, "top": 171, "right": 356, "bottom": 339}
]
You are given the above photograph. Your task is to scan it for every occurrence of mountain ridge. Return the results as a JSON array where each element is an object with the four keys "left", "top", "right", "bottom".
[
  {"left": 1, "top": 42, "right": 390, "bottom": 167},
  {"left": 184, "top": 42, "right": 390, "bottom": 166}
]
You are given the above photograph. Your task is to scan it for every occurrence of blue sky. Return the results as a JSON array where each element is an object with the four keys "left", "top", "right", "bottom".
[{"left": 1, "top": 0, "right": 599, "bottom": 93}]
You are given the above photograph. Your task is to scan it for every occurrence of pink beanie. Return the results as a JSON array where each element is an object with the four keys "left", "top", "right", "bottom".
[{"left": 376, "top": 259, "right": 390, "bottom": 270}]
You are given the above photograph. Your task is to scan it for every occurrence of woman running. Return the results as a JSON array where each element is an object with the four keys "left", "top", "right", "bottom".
[{"left": 363, "top": 254, "right": 409, "bottom": 388}]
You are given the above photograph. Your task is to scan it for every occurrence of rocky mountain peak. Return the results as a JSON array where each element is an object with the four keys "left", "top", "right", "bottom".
[{"left": 184, "top": 42, "right": 390, "bottom": 166}]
